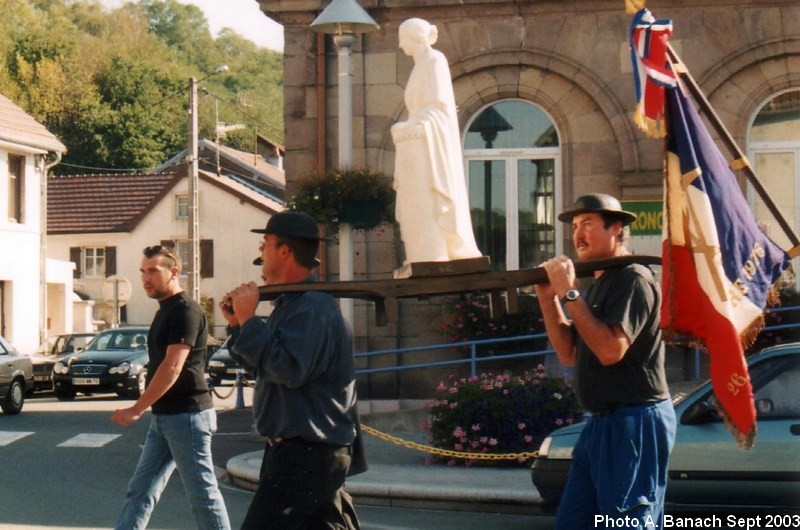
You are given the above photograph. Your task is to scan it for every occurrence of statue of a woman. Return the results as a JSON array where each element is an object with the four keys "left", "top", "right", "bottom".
[{"left": 391, "top": 18, "right": 482, "bottom": 264}]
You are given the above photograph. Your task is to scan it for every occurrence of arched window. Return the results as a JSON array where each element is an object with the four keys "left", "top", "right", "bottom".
[
  {"left": 464, "top": 100, "right": 561, "bottom": 271},
  {"left": 748, "top": 90, "right": 800, "bottom": 253}
]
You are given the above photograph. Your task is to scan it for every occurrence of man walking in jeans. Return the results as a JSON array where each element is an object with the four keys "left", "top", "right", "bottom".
[{"left": 112, "top": 245, "right": 230, "bottom": 530}]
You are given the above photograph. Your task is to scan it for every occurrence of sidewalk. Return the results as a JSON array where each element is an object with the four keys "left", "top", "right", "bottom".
[{"left": 214, "top": 404, "right": 547, "bottom": 515}]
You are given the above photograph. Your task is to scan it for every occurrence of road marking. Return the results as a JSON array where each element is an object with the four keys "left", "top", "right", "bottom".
[
  {"left": 0, "top": 431, "right": 34, "bottom": 446},
  {"left": 57, "top": 433, "right": 121, "bottom": 447}
]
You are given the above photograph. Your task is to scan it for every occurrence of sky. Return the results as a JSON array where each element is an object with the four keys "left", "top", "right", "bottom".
[{"left": 99, "top": 0, "right": 284, "bottom": 51}]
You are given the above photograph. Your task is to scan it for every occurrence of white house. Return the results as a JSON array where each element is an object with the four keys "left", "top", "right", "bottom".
[
  {"left": 47, "top": 148, "right": 284, "bottom": 338},
  {"left": 0, "top": 93, "right": 71, "bottom": 354}
]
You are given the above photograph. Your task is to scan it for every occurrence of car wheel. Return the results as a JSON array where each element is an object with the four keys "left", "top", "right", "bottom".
[
  {"left": 1, "top": 379, "right": 25, "bottom": 415},
  {"left": 55, "top": 389, "right": 77, "bottom": 401}
]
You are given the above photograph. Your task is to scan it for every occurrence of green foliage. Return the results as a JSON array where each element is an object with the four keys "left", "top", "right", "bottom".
[
  {"left": 0, "top": 0, "right": 283, "bottom": 174},
  {"left": 287, "top": 167, "right": 396, "bottom": 234},
  {"left": 424, "top": 368, "right": 581, "bottom": 467}
]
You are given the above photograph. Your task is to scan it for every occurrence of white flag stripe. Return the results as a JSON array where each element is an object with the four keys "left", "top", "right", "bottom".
[
  {"left": 57, "top": 433, "right": 121, "bottom": 447},
  {"left": 0, "top": 431, "right": 34, "bottom": 446}
]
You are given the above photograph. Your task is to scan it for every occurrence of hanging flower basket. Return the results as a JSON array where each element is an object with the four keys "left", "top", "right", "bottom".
[{"left": 287, "top": 167, "right": 395, "bottom": 234}]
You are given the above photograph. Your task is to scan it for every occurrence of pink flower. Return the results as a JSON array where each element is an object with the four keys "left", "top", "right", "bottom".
[
  {"left": 471, "top": 424, "right": 481, "bottom": 431},
  {"left": 453, "top": 426, "right": 465, "bottom": 438},
  {"left": 555, "top": 418, "right": 564, "bottom": 426},
  {"left": 488, "top": 438, "right": 498, "bottom": 446},
  {"left": 517, "top": 422, "right": 526, "bottom": 430},
  {"left": 524, "top": 435, "right": 533, "bottom": 443}
]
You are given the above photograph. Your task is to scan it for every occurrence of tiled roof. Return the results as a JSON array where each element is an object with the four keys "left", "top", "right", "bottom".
[
  {"left": 0, "top": 93, "right": 66, "bottom": 153},
  {"left": 47, "top": 172, "right": 180, "bottom": 234}
]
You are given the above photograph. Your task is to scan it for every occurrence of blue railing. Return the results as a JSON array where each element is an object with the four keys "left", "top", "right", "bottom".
[
  {"left": 354, "top": 332, "right": 553, "bottom": 378},
  {"left": 354, "top": 304, "right": 800, "bottom": 380}
]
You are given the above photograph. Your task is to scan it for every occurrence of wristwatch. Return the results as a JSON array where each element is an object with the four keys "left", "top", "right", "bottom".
[{"left": 561, "top": 289, "right": 580, "bottom": 304}]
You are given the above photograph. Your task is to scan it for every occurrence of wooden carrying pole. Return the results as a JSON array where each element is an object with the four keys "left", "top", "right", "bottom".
[{"left": 666, "top": 44, "right": 800, "bottom": 258}]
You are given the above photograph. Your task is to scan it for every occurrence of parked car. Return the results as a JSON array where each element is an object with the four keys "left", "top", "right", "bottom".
[
  {"left": 531, "top": 343, "right": 800, "bottom": 513},
  {"left": 0, "top": 335, "right": 34, "bottom": 414},
  {"left": 29, "top": 332, "right": 97, "bottom": 392},
  {"left": 52, "top": 327, "right": 149, "bottom": 401},
  {"left": 206, "top": 336, "right": 253, "bottom": 386}
]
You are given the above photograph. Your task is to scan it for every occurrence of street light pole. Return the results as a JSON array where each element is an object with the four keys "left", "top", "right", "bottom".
[
  {"left": 311, "top": 0, "right": 379, "bottom": 328},
  {"left": 187, "top": 65, "right": 228, "bottom": 303},
  {"left": 188, "top": 76, "right": 200, "bottom": 302}
]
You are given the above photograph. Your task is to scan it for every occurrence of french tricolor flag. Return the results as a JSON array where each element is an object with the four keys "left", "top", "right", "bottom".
[{"left": 661, "top": 86, "right": 791, "bottom": 448}]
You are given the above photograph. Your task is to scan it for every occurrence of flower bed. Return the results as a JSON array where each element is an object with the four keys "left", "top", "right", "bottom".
[{"left": 423, "top": 367, "right": 581, "bottom": 467}]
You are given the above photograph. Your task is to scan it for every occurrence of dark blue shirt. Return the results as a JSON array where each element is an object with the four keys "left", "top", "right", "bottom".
[{"left": 230, "top": 287, "right": 357, "bottom": 446}]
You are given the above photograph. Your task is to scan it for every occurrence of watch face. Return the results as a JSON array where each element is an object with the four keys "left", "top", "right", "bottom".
[{"left": 566, "top": 289, "right": 580, "bottom": 301}]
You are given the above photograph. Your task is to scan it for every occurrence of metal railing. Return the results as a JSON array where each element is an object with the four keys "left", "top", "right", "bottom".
[
  {"left": 354, "top": 332, "right": 553, "bottom": 378},
  {"left": 353, "top": 304, "right": 800, "bottom": 380}
]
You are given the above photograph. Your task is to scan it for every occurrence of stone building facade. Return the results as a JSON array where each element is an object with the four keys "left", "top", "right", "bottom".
[{"left": 259, "top": 0, "right": 800, "bottom": 398}]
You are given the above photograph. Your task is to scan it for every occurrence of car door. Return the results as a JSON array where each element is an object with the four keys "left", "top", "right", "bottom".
[{"left": 667, "top": 351, "right": 800, "bottom": 510}]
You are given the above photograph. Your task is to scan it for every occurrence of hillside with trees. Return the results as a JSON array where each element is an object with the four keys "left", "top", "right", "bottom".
[{"left": 0, "top": 0, "right": 283, "bottom": 174}]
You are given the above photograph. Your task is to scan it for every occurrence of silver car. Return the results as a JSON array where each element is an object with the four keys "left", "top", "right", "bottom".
[
  {"left": 531, "top": 343, "right": 800, "bottom": 513},
  {"left": 0, "top": 335, "right": 34, "bottom": 414}
]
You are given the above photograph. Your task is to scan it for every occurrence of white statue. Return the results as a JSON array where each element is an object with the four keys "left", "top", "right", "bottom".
[{"left": 391, "top": 18, "right": 482, "bottom": 264}]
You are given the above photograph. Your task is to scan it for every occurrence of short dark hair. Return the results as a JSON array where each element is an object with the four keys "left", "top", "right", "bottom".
[
  {"left": 599, "top": 213, "right": 630, "bottom": 244},
  {"left": 143, "top": 245, "right": 182, "bottom": 271},
  {"left": 274, "top": 236, "right": 319, "bottom": 269}
]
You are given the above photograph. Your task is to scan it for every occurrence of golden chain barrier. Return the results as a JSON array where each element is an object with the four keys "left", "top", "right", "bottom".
[
  {"left": 360, "top": 424, "right": 539, "bottom": 461},
  {"left": 209, "top": 375, "right": 255, "bottom": 400}
]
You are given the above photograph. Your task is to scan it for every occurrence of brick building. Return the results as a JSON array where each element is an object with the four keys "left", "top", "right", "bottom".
[{"left": 258, "top": 1, "right": 800, "bottom": 398}]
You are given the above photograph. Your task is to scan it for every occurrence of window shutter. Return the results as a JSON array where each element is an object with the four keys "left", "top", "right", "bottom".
[
  {"left": 105, "top": 246, "right": 117, "bottom": 276},
  {"left": 70, "top": 247, "right": 82, "bottom": 279},
  {"left": 200, "top": 239, "right": 214, "bottom": 278}
]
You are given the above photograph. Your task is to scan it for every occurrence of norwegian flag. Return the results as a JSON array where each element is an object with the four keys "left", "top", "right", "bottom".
[{"left": 629, "top": 8, "right": 677, "bottom": 137}]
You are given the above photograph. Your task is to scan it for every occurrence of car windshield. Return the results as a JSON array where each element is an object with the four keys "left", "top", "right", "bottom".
[{"left": 85, "top": 330, "right": 148, "bottom": 351}]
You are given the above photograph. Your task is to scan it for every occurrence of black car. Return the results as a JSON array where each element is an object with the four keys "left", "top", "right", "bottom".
[
  {"left": 29, "top": 332, "right": 96, "bottom": 392},
  {"left": 52, "top": 327, "right": 149, "bottom": 401},
  {"left": 206, "top": 337, "right": 253, "bottom": 386},
  {"left": 0, "top": 335, "right": 34, "bottom": 414}
]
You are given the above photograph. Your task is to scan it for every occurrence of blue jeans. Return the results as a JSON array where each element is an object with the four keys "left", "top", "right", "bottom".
[
  {"left": 555, "top": 400, "right": 676, "bottom": 530},
  {"left": 115, "top": 408, "right": 230, "bottom": 530}
]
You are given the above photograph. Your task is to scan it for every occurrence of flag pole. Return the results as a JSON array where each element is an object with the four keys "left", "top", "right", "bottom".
[{"left": 666, "top": 44, "right": 800, "bottom": 256}]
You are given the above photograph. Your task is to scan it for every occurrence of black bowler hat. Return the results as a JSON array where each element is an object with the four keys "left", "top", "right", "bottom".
[
  {"left": 251, "top": 211, "right": 329, "bottom": 240},
  {"left": 557, "top": 193, "right": 637, "bottom": 226}
]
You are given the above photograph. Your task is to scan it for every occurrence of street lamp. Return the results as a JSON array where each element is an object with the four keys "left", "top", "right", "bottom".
[
  {"left": 311, "top": 0, "right": 379, "bottom": 326},
  {"left": 188, "top": 64, "right": 229, "bottom": 302}
]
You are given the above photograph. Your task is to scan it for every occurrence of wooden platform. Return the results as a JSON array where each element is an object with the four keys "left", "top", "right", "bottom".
[
  {"left": 257, "top": 255, "right": 661, "bottom": 326},
  {"left": 393, "top": 256, "right": 492, "bottom": 279}
]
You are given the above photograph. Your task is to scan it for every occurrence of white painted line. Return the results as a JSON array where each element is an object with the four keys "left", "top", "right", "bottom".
[
  {"left": 0, "top": 431, "right": 34, "bottom": 446},
  {"left": 57, "top": 433, "right": 121, "bottom": 447}
]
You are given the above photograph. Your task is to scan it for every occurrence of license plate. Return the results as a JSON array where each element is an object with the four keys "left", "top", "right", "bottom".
[
  {"left": 73, "top": 378, "right": 100, "bottom": 385},
  {"left": 34, "top": 376, "right": 51, "bottom": 382},
  {"left": 226, "top": 368, "right": 238, "bottom": 374}
]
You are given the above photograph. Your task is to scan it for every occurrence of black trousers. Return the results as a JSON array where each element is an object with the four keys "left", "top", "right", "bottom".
[{"left": 240, "top": 439, "right": 359, "bottom": 530}]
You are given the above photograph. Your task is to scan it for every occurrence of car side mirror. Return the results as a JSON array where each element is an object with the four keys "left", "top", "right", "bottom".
[{"left": 682, "top": 399, "right": 715, "bottom": 424}]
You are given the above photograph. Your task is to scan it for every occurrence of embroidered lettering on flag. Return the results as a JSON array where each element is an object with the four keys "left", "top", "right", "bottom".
[
  {"left": 661, "top": 86, "right": 791, "bottom": 448},
  {"left": 629, "top": 8, "right": 677, "bottom": 137}
]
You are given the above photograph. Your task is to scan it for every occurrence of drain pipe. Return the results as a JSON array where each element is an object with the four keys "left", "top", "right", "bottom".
[{"left": 39, "top": 151, "right": 63, "bottom": 345}]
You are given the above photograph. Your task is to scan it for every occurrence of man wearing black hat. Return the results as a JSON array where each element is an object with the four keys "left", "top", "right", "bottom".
[
  {"left": 221, "top": 211, "right": 360, "bottom": 529},
  {"left": 533, "top": 194, "right": 675, "bottom": 530}
]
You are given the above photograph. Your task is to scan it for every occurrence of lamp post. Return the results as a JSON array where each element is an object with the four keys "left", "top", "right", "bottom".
[
  {"left": 187, "top": 65, "right": 229, "bottom": 302},
  {"left": 311, "top": 0, "right": 379, "bottom": 327}
]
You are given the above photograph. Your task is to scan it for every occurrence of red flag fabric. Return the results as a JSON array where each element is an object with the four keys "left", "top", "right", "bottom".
[
  {"left": 662, "top": 86, "right": 791, "bottom": 448},
  {"left": 629, "top": 8, "right": 677, "bottom": 137}
]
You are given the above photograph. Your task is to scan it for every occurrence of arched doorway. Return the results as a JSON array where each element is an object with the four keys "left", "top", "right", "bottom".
[
  {"left": 748, "top": 89, "right": 800, "bottom": 253},
  {"left": 463, "top": 100, "right": 562, "bottom": 271}
]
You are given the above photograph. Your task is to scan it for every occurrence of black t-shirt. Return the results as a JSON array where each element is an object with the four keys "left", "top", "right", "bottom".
[
  {"left": 574, "top": 264, "right": 670, "bottom": 413},
  {"left": 147, "top": 291, "right": 212, "bottom": 414}
]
